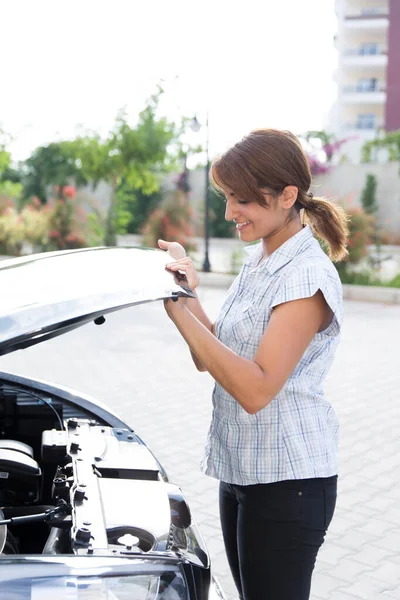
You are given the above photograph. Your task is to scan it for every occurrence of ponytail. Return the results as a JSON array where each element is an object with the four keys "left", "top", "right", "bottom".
[{"left": 297, "top": 192, "right": 349, "bottom": 262}]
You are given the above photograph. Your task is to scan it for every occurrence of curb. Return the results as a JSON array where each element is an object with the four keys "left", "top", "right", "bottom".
[
  {"left": 200, "top": 272, "right": 400, "bottom": 305},
  {"left": 342, "top": 284, "right": 400, "bottom": 304}
]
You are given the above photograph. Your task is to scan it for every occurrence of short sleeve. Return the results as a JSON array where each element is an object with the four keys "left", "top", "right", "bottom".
[{"left": 270, "top": 265, "right": 343, "bottom": 335}]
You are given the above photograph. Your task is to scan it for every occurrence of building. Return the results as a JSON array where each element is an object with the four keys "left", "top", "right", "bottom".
[{"left": 331, "top": 0, "right": 400, "bottom": 162}]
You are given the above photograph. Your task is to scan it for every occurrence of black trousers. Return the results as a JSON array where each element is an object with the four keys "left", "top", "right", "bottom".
[{"left": 219, "top": 476, "right": 337, "bottom": 600}]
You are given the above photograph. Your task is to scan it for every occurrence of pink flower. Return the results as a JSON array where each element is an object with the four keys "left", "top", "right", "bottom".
[{"left": 63, "top": 186, "right": 76, "bottom": 199}]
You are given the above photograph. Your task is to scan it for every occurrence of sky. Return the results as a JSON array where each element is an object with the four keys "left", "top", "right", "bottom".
[{"left": 0, "top": 0, "right": 338, "bottom": 162}]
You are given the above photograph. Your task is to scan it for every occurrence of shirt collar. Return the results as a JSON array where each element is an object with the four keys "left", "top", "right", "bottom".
[{"left": 244, "top": 225, "right": 314, "bottom": 275}]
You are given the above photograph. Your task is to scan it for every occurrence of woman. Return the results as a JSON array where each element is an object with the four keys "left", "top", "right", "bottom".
[{"left": 158, "top": 128, "right": 349, "bottom": 600}]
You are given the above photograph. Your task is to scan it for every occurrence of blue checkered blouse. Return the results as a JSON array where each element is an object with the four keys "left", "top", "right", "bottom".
[{"left": 202, "top": 225, "right": 343, "bottom": 485}]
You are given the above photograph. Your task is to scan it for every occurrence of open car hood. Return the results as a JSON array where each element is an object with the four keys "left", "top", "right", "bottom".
[{"left": 0, "top": 247, "right": 194, "bottom": 356}]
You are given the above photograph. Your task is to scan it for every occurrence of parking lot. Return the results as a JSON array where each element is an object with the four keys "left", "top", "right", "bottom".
[{"left": 1, "top": 287, "right": 400, "bottom": 599}]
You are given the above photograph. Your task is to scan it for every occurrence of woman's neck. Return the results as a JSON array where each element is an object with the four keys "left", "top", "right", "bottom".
[{"left": 261, "top": 218, "right": 303, "bottom": 259}]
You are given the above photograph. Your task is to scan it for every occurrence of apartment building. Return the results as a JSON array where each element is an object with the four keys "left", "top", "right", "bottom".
[{"left": 330, "top": 0, "right": 400, "bottom": 162}]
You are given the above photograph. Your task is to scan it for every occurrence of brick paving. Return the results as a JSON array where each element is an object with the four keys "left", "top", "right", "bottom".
[{"left": 2, "top": 288, "right": 400, "bottom": 599}]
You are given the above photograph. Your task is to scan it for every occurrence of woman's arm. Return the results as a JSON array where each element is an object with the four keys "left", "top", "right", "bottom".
[
  {"left": 164, "top": 290, "right": 329, "bottom": 414},
  {"left": 185, "top": 290, "right": 215, "bottom": 371},
  {"left": 158, "top": 239, "right": 214, "bottom": 372}
]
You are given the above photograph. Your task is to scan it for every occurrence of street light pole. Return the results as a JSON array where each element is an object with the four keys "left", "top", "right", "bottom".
[{"left": 202, "top": 111, "right": 211, "bottom": 273}]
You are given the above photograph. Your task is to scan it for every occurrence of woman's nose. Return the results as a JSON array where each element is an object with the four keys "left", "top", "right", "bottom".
[{"left": 225, "top": 199, "right": 238, "bottom": 222}]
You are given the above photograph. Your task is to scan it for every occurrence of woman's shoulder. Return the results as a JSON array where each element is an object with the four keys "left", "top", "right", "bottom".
[
  {"left": 287, "top": 238, "right": 341, "bottom": 284},
  {"left": 271, "top": 240, "right": 343, "bottom": 323}
]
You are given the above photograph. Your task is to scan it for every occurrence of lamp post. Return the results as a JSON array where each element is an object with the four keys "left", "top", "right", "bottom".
[{"left": 189, "top": 114, "right": 211, "bottom": 273}]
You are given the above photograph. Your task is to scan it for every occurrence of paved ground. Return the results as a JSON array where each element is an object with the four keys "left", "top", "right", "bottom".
[{"left": 1, "top": 288, "right": 400, "bottom": 599}]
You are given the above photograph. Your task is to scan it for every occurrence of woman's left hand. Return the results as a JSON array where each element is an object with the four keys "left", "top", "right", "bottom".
[
  {"left": 166, "top": 256, "right": 200, "bottom": 292},
  {"left": 164, "top": 257, "right": 200, "bottom": 318}
]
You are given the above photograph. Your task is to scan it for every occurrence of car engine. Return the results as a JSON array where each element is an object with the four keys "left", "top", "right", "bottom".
[{"left": 0, "top": 388, "right": 207, "bottom": 567}]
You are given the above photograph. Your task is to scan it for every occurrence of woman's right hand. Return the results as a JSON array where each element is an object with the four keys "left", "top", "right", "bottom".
[{"left": 158, "top": 239, "right": 186, "bottom": 260}]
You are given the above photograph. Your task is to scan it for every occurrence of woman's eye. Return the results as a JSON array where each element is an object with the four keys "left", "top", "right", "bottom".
[{"left": 238, "top": 200, "right": 249, "bottom": 205}]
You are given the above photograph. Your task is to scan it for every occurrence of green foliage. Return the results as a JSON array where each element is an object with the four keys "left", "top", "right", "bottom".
[
  {"left": 208, "top": 187, "right": 236, "bottom": 238},
  {"left": 21, "top": 198, "right": 52, "bottom": 248},
  {"left": 22, "top": 142, "right": 87, "bottom": 203},
  {"left": 360, "top": 174, "right": 378, "bottom": 215},
  {"left": 86, "top": 212, "right": 105, "bottom": 247},
  {"left": 19, "top": 87, "right": 181, "bottom": 245},
  {"left": 0, "top": 203, "right": 25, "bottom": 255},
  {"left": 0, "top": 196, "right": 51, "bottom": 255},
  {"left": 0, "top": 180, "right": 23, "bottom": 200},
  {"left": 338, "top": 269, "right": 383, "bottom": 286},
  {"left": 303, "top": 130, "right": 332, "bottom": 147},
  {"left": 0, "top": 133, "right": 11, "bottom": 174},
  {"left": 362, "top": 130, "right": 400, "bottom": 164},
  {"left": 387, "top": 273, "right": 400, "bottom": 288},
  {"left": 64, "top": 90, "right": 177, "bottom": 245},
  {"left": 337, "top": 269, "right": 400, "bottom": 288},
  {"left": 116, "top": 182, "right": 161, "bottom": 234},
  {"left": 0, "top": 131, "right": 23, "bottom": 202}
]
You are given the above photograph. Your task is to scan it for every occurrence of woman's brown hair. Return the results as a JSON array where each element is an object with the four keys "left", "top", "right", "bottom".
[{"left": 210, "top": 128, "right": 349, "bottom": 261}]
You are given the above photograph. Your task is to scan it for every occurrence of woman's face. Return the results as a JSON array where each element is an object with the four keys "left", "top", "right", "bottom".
[{"left": 223, "top": 188, "right": 292, "bottom": 243}]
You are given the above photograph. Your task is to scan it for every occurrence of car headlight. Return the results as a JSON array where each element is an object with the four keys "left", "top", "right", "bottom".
[{"left": 3, "top": 572, "right": 189, "bottom": 600}]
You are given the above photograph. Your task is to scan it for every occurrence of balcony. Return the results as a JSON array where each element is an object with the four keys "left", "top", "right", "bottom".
[
  {"left": 342, "top": 85, "right": 386, "bottom": 103},
  {"left": 344, "top": 12, "right": 389, "bottom": 30},
  {"left": 344, "top": 121, "right": 384, "bottom": 136},
  {"left": 343, "top": 49, "right": 388, "bottom": 67}
]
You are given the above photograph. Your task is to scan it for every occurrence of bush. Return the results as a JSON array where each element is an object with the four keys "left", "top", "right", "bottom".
[
  {"left": 361, "top": 174, "right": 378, "bottom": 215},
  {"left": 116, "top": 184, "right": 162, "bottom": 235},
  {"left": 0, "top": 206, "right": 25, "bottom": 255},
  {"left": 0, "top": 186, "right": 98, "bottom": 255},
  {"left": 21, "top": 197, "right": 51, "bottom": 249},
  {"left": 387, "top": 273, "right": 400, "bottom": 288},
  {"left": 46, "top": 186, "right": 96, "bottom": 250},
  {"left": 142, "top": 190, "right": 196, "bottom": 251},
  {"left": 333, "top": 205, "right": 375, "bottom": 279}
]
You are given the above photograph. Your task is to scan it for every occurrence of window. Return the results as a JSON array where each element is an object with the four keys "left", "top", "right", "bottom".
[
  {"left": 357, "top": 114, "right": 376, "bottom": 129},
  {"left": 360, "top": 43, "right": 379, "bottom": 55},
  {"left": 357, "top": 78, "right": 377, "bottom": 92}
]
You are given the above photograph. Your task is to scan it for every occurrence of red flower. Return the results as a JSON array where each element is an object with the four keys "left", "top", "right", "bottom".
[{"left": 63, "top": 186, "right": 76, "bottom": 199}]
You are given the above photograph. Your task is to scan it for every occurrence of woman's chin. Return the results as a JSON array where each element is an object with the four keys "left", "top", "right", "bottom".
[{"left": 237, "top": 229, "right": 255, "bottom": 242}]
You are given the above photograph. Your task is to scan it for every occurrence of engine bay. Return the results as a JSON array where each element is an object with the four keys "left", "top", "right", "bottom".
[{"left": 0, "top": 383, "right": 202, "bottom": 564}]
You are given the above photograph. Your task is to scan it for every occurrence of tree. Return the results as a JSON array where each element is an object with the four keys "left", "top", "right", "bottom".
[
  {"left": 71, "top": 89, "right": 178, "bottom": 245},
  {"left": 21, "top": 141, "right": 87, "bottom": 204},
  {"left": 360, "top": 174, "right": 378, "bottom": 215},
  {"left": 0, "top": 131, "right": 23, "bottom": 201},
  {"left": 116, "top": 184, "right": 162, "bottom": 234}
]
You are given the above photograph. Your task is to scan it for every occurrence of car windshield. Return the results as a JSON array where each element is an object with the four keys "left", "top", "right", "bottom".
[{"left": 0, "top": 570, "right": 188, "bottom": 600}]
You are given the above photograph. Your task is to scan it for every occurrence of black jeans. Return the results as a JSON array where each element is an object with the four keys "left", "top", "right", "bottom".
[{"left": 219, "top": 476, "right": 337, "bottom": 600}]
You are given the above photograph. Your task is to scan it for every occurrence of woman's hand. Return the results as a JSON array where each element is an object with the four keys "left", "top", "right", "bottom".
[
  {"left": 158, "top": 239, "right": 186, "bottom": 260},
  {"left": 158, "top": 239, "right": 200, "bottom": 292}
]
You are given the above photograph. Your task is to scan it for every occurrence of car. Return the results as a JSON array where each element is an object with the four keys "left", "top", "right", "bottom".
[{"left": 0, "top": 246, "right": 226, "bottom": 599}]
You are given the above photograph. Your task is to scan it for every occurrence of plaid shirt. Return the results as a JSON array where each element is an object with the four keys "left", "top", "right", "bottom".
[{"left": 202, "top": 225, "right": 343, "bottom": 485}]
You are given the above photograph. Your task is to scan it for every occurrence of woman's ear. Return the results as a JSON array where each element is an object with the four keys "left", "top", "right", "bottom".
[{"left": 281, "top": 186, "right": 298, "bottom": 210}]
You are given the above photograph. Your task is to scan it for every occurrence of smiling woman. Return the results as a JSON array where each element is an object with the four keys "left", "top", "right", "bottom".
[{"left": 159, "top": 128, "right": 350, "bottom": 600}]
